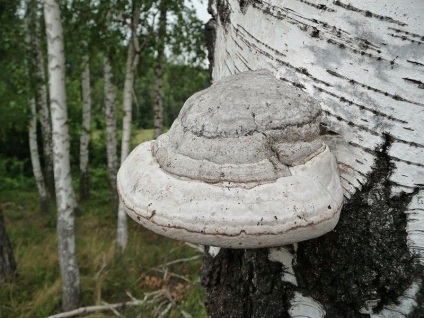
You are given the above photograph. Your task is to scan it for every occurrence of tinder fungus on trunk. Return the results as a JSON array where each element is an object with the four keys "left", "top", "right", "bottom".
[{"left": 117, "top": 70, "right": 343, "bottom": 248}]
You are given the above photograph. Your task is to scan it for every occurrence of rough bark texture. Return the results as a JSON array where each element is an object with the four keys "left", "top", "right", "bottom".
[
  {"left": 104, "top": 56, "right": 119, "bottom": 211},
  {"left": 202, "top": 248, "right": 294, "bottom": 317},
  {"left": 152, "top": 0, "right": 167, "bottom": 139},
  {"left": 117, "top": 1, "right": 140, "bottom": 251},
  {"left": 79, "top": 54, "right": 91, "bottom": 201},
  {"left": 202, "top": 0, "right": 424, "bottom": 316},
  {"left": 44, "top": 0, "right": 81, "bottom": 310},
  {"left": 0, "top": 209, "right": 17, "bottom": 283}
]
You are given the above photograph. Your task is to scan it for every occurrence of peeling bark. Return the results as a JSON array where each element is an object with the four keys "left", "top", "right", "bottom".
[
  {"left": 104, "top": 56, "right": 119, "bottom": 211},
  {"left": 79, "top": 54, "right": 91, "bottom": 201},
  {"left": 202, "top": 0, "right": 424, "bottom": 316},
  {"left": 44, "top": 0, "right": 81, "bottom": 310},
  {"left": 117, "top": 1, "right": 140, "bottom": 252},
  {"left": 153, "top": 0, "right": 167, "bottom": 139}
]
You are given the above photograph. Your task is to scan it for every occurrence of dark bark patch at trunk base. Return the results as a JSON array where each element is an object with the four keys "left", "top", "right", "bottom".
[
  {"left": 295, "top": 134, "right": 422, "bottom": 316},
  {"left": 202, "top": 248, "right": 294, "bottom": 318}
]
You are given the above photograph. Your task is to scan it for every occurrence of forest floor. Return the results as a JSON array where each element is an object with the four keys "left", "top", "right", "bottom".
[{"left": 0, "top": 130, "right": 206, "bottom": 318}]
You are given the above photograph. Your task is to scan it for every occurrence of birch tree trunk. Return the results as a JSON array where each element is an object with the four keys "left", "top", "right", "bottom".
[
  {"left": 25, "top": 0, "right": 48, "bottom": 212},
  {"left": 33, "top": 5, "right": 54, "bottom": 195},
  {"left": 117, "top": 2, "right": 141, "bottom": 251},
  {"left": 104, "top": 56, "right": 119, "bottom": 212},
  {"left": 79, "top": 54, "right": 91, "bottom": 201},
  {"left": 202, "top": 0, "right": 424, "bottom": 317},
  {"left": 29, "top": 98, "right": 49, "bottom": 211},
  {"left": 153, "top": 0, "right": 167, "bottom": 139},
  {"left": 0, "top": 209, "right": 16, "bottom": 284},
  {"left": 44, "top": 0, "right": 81, "bottom": 310}
]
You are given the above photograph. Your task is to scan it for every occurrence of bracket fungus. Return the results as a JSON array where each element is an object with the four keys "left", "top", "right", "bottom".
[{"left": 117, "top": 70, "right": 343, "bottom": 248}]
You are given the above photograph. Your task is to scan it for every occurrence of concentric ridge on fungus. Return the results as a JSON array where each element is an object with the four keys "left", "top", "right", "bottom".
[
  {"left": 117, "top": 70, "right": 344, "bottom": 248},
  {"left": 153, "top": 69, "right": 326, "bottom": 184}
]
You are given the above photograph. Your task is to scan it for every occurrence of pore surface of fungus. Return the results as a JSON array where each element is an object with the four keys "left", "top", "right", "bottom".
[{"left": 117, "top": 70, "right": 343, "bottom": 248}]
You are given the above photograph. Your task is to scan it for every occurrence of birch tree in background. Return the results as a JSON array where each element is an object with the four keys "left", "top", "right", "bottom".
[
  {"left": 79, "top": 52, "right": 92, "bottom": 201},
  {"left": 28, "top": 98, "right": 48, "bottom": 211},
  {"left": 202, "top": 0, "right": 424, "bottom": 317},
  {"left": 104, "top": 56, "right": 119, "bottom": 212},
  {"left": 24, "top": 0, "right": 48, "bottom": 212},
  {"left": 32, "top": 2, "right": 54, "bottom": 195},
  {"left": 152, "top": 0, "right": 167, "bottom": 138},
  {"left": 117, "top": 1, "right": 141, "bottom": 251},
  {"left": 44, "top": 0, "right": 81, "bottom": 310}
]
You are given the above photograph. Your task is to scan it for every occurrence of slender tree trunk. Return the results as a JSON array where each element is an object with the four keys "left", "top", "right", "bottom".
[
  {"left": 29, "top": 98, "right": 49, "bottom": 212},
  {"left": 33, "top": 6, "right": 54, "bottom": 195},
  {"left": 25, "top": 0, "right": 49, "bottom": 212},
  {"left": 202, "top": 0, "right": 424, "bottom": 317},
  {"left": 153, "top": 0, "right": 167, "bottom": 138},
  {"left": 79, "top": 54, "right": 91, "bottom": 201},
  {"left": 44, "top": 0, "right": 81, "bottom": 310},
  {"left": 0, "top": 209, "right": 16, "bottom": 284},
  {"left": 117, "top": 2, "right": 141, "bottom": 252},
  {"left": 104, "top": 56, "right": 119, "bottom": 212}
]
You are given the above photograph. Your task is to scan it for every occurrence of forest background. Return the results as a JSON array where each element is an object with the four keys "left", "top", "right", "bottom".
[{"left": 0, "top": 0, "right": 210, "bottom": 317}]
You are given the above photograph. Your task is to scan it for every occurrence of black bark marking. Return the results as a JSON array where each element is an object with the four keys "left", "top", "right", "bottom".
[
  {"left": 324, "top": 70, "right": 424, "bottom": 107},
  {"left": 323, "top": 110, "right": 381, "bottom": 136},
  {"left": 333, "top": 0, "right": 408, "bottom": 26},
  {"left": 236, "top": 25, "right": 286, "bottom": 58},
  {"left": 202, "top": 249, "right": 294, "bottom": 318},
  {"left": 295, "top": 135, "right": 422, "bottom": 316},
  {"left": 295, "top": 0, "right": 336, "bottom": 12},
  {"left": 279, "top": 77, "right": 306, "bottom": 90},
  {"left": 403, "top": 78, "right": 424, "bottom": 89},
  {"left": 388, "top": 27, "right": 424, "bottom": 40},
  {"left": 239, "top": 0, "right": 253, "bottom": 13},
  {"left": 407, "top": 60, "right": 424, "bottom": 67},
  {"left": 388, "top": 33, "right": 424, "bottom": 45},
  {"left": 315, "top": 84, "right": 408, "bottom": 124},
  {"left": 251, "top": 1, "right": 393, "bottom": 65}
]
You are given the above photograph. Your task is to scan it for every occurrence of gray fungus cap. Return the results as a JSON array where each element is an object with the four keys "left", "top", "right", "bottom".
[{"left": 117, "top": 70, "right": 343, "bottom": 248}]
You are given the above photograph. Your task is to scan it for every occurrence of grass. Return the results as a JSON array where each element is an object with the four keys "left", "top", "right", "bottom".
[{"left": 0, "top": 173, "right": 207, "bottom": 317}]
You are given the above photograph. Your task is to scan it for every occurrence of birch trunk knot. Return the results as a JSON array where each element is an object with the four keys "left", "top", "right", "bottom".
[{"left": 117, "top": 70, "right": 343, "bottom": 248}]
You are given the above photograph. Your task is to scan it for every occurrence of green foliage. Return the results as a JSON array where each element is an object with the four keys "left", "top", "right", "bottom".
[{"left": 0, "top": 190, "right": 207, "bottom": 317}]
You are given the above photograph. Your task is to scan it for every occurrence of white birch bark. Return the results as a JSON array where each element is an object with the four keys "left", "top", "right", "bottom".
[
  {"left": 117, "top": 3, "right": 141, "bottom": 251},
  {"left": 153, "top": 0, "right": 167, "bottom": 138},
  {"left": 104, "top": 56, "right": 119, "bottom": 211},
  {"left": 28, "top": 97, "right": 48, "bottom": 211},
  {"left": 25, "top": 0, "right": 48, "bottom": 212},
  {"left": 43, "top": 0, "right": 81, "bottom": 310},
  {"left": 204, "top": 0, "right": 424, "bottom": 316},
  {"left": 79, "top": 54, "right": 91, "bottom": 201},
  {"left": 33, "top": 4, "right": 54, "bottom": 191}
]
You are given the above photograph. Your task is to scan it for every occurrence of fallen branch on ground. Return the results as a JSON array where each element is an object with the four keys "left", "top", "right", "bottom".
[{"left": 46, "top": 300, "right": 143, "bottom": 318}]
